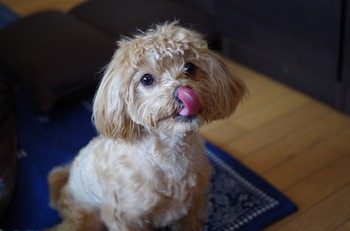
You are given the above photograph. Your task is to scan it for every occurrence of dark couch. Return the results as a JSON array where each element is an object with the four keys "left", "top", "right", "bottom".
[{"left": 0, "top": 70, "right": 17, "bottom": 219}]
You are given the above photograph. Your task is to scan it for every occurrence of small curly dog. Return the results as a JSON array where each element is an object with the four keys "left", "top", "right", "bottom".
[{"left": 48, "top": 22, "right": 246, "bottom": 231}]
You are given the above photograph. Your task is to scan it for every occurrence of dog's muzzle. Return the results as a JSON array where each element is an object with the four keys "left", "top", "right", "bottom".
[{"left": 174, "top": 86, "right": 200, "bottom": 117}]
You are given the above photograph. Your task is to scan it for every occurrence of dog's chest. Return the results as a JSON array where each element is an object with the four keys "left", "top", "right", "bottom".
[
  {"left": 148, "top": 162, "right": 197, "bottom": 227},
  {"left": 153, "top": 162, "right": 197, "bottom": 200},
  {"left": 149, "top": 140, "right": 198, "bottom": 194},
  {"left": 110, "top": 139, "right": 196, "bottom": 225}
]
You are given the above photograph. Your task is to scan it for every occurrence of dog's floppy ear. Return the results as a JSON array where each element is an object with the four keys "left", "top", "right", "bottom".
[
  {"left": 92, "top": 49, "right": 142, "bottom": 142},
  {"left": 206, "top": 51, "right": 247, "bottom": 119}
]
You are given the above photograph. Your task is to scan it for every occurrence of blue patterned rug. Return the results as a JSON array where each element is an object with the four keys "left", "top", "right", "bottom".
[
  {"left": 0, "top": 88, "right": 297, "bottom": 230},
  {"left": 0, "top": 4, "right": 18, "bottom": 30},
  {"left": 0, "top": 4, "right": 296, "bottom": 230}
]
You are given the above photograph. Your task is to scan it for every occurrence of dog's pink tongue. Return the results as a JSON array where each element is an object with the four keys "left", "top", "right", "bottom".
[{"left": 177, "top": 87, "right": 200, "bottom": 116}]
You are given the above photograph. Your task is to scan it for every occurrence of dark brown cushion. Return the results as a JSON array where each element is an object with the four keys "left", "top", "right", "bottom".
[
  {"left": 0, "top": 73, "right": 17, "bottom": 219},
  {"left": 69, "top": 0, "right": 218, "bottom": 47},
  {"left": 0, "top": 11, "right": 115, "bottom": 112}
]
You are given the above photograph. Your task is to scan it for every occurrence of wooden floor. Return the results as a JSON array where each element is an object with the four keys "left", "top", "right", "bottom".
[
  {"left": 2, "top": 0, "right": 350, "bottom": 230},
  {"left": 202, "top": 62, "right": 350, "bottom": 231}
]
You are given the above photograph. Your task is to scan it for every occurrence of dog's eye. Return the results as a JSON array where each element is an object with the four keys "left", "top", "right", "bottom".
[
  {"left": 141, "top": 74, "right": 155, "bottom": 86},
  {"left": 184, "top": 62, "right": 197, "bottom": 77}
]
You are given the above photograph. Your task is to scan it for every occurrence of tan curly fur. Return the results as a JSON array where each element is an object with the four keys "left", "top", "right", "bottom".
[{"left": 47, "top": 22, "right": 246, "bottom": 231}]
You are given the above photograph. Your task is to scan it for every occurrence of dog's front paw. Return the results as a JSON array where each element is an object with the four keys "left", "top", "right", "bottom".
[{"left": 168, "top": 220, "right": 205, "bottom": 231}]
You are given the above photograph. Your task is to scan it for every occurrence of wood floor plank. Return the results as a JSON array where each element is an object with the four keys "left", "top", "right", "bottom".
[
  {"left": 233, "top": 85, "right": 288, "bottom": 120},
  {"left": 275, "top": 184, "right": 350, "bottom": 231},
  {"left": 200, "top": 118, "right": 247, "bottom": 147},
  {"left": 285, "top": 153, "right": 350, "bottom": 210},
  {"left": 200, "top": 59, "right": 290, "bottom": 147},
  {"left": 224, "top": 101, "right": 327, "bottom": 157},
  {"left": 200, "top": 90, "right": 309, "bottom": 149},
  {"left": 334, "top": 219, "right": 350, "bottom": 231},
  {"left": 233, "top": 90, "right": 310, "bottom": 131},
  {"left": 228, "top": 63, "right": 305, "bottom": 121},
  {"left": 262, "top": 126, "right": 350, "bottom": 190},
  {"left": 243, "top": 112, "right": 350, "bottom": 175},
  {"left": 227, "top": 61, "right": 294, "bottom": 97},
  {"left": 263, "top": 129, "right": 350, "bottom": 231},
  {"left": 0, "top": 0, "right": 85, "bottom": 16}
]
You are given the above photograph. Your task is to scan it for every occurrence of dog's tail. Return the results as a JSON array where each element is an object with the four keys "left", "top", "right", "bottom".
[
  {"left": 48, "top": 164, "right": 71, "bottom": 209},
  {"left": 47, "top": 165, "right": 106, "bottom": 231}
]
